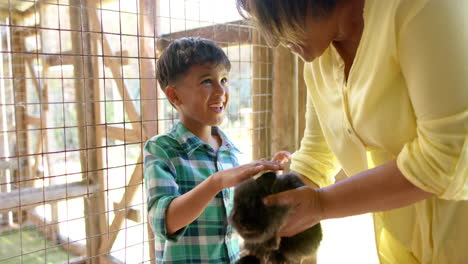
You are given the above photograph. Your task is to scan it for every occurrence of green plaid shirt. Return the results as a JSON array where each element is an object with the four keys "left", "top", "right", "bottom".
[{"left": 144, "top": 122, "right": 240, "bottom": 263}]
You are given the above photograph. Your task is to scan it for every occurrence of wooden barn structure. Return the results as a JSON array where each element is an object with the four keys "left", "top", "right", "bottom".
[{"left": 0, "top": 0, "right": 308, "bottom": 263}]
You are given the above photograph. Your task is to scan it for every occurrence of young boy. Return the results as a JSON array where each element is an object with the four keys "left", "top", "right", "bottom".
[{"left": 144, "top": 37, "right": 286, "bottom": 263}]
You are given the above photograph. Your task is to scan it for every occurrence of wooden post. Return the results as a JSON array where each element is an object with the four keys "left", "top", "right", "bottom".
[
  {"left": 69, "top": 2, "right": 107, "bottom": 263},
  {"left": 11, "top": 12, "right": 30, "bottom": 224},
  {"left": 99, "top": 157, "right": 143, "bottom": 255},
  {"left": 272, "top": 48, "right": 308, "bottom": 171},
  {"left": 251, "top": 31, "right": 272, "bottom": 160},
  {"left": 139, "top": 0, "right": 159, "bottom": 140},
  {"left": 38, "top": 3, "right": 58, "bottom": 241},
  {"left": 272, "top": 45, "right": 296, "bottom": 161},
  {"left": 138, "top": 1, "right": 158, "bottom": 262}
]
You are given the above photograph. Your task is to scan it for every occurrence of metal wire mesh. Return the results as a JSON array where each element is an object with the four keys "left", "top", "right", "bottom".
[{"left": 0, "top": 0, "right": 272, "bottom": 263}]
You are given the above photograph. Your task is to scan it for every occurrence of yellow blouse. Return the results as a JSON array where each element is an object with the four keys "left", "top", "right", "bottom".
[{"left": 290, "top": 0, "right": 468, "bottom": 263}]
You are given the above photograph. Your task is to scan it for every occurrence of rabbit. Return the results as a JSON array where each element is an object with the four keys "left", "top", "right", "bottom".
[{"left": 230, "top": 172, "right": 323, "bottom": 264}]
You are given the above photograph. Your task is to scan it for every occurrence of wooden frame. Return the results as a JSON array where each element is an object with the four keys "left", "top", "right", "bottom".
[{"left": 1, "top": 0, "right": 309, "bottom": 263}]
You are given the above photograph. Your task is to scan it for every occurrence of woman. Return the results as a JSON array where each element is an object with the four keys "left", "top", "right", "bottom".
[{"left": 236, "top": 0, "right": 467, "bottom": 263}]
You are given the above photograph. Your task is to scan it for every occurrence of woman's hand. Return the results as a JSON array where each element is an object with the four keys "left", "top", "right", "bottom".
[
  {"left": 263, "top": 186, "right": 323, "bottom": 237},
  {"left": 212, "top": 160, "right": 284, "bottom": 190}
]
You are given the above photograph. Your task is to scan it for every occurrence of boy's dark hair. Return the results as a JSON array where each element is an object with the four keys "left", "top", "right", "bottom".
[{"left": 156, "top": 37, "right": 231, "bottom": 92}]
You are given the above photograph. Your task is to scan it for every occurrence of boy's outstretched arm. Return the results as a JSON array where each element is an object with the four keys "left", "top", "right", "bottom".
[{"left": 165, "top": 161, "right": 283, "bottom": 235}]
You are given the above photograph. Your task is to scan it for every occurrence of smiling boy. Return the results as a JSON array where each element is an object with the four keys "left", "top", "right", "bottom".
[{"left": 144, "top": 37, "right": 283, "bottom": 263}]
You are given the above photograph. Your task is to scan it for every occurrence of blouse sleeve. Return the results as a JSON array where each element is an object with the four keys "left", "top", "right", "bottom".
[
  {"left": 291, "top": 65, "right": 341, "bottom": 188},
  {"left": 397, "top": 0, "right": 468, "bottom": 200}
]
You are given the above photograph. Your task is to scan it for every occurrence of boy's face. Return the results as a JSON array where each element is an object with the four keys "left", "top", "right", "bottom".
[{"left": 167, "top": 63, "right": 230, "bottom": 130}]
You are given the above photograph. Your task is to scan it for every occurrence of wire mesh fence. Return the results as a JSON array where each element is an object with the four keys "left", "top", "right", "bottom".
[{"left": 0, "top": 0, "right": 273, "bottom": 263}]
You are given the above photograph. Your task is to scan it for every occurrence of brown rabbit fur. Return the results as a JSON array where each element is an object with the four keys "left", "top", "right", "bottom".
[{"left": 230, "top": 172, "right": 323, "bottom": 264}]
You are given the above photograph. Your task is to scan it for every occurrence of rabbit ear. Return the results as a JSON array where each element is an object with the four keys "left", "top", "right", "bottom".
[
  {"left": 235, "top": 255, "right": 261, "bottom": 264},
  {"left": 256, "top": 172, "right": 277, "bottom": 189}
]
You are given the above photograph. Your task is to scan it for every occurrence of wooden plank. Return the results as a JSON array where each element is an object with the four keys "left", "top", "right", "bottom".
[
  {"left": 44, "top": 50, "right": 130, "bottom": 67},
  {"left": 88, "top": 11, "right": 142, "bottom": 126},
  {"left": 251, "top": 31, "right": 272, "bottom": 160},
  {"left": 25, "top": 58, "right": 42, "bottom": 101},
  {"left": 147, "top": 221, "right": 156, "bottom": 263},
  {"left": 24, "top": 115, "right": 40, "bottom": 127},
  {"left": 112, "top": 202, "right": 141, "bottom": 223},
  {"left": 0, "top": 182, "right": 99, "bottom": 212},
  {"left": 272, "top": 45, "right": 297, "bottom": 166},
  {"left": 139, "top": 0, "right": 158, "bottom": 140},
  {"left": 11, "top": 11, "right": 30, "bottom": 224},
  {"left": 139, "top": 1, "right": 158, "bottom": 262},
  {"left": 69, "top": 2, "right": 107, "bottom": 263},
  {"left": 18, "top": 2, "right": 42, "bottom": 18},
  {"left": 106, "top": 126, "right": 141, "bottom": 142},
  {"left": 158, "top": 20, "right": 251, "bottom": 49},
  {"left": 38, "top": 4, "right": 57, "bottom": 229},
  {"left": 28, "top": 211, "right": 86, "bottom": 256},
  {"left": 100, "top": 155, "right": 143, "bottom": 253},
  {"left": 24, "top": 58, "right": 46, "bottom": 178}
]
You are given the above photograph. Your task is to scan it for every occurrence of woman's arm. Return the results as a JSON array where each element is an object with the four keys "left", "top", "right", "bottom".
[
  {"left": 264, "top": 160, "right": 433, "bottom": 237},
  {"left": 320, "top": 160, "right": 432, "bottom": 219}
]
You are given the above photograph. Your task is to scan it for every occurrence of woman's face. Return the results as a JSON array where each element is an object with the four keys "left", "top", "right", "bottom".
[{"left": 284, "top": 12, "right": 339, "bottom": 62}]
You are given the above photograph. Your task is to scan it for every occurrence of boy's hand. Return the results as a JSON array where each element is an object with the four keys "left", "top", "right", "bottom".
[
  {"left": 212, "top": 160, "right": 283, "bottom": 189},
  {"left": 271, "top": 151, "right": 292, "bottom": 164}
]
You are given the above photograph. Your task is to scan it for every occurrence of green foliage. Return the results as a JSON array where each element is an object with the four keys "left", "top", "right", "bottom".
[{"left": 0, "top": 226, "right": 76, "bottom": 264}]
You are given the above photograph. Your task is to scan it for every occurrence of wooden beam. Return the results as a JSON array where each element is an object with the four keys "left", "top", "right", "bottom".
[
  {"left": 147, "top": 221, "right": 156, "bottom": 263},
  {"left": 106, "top": 126, "right": 141, "bottom": 143},
  {"left": 100, "top": 155, "right": 143, "bottom": 253},
  {"left": 139, "top": 0, "right": 159, "bottom": 139},
  {"left": 37, "top": 2, "right": 59, "bottom": 234},
  {"left": 44, "top": 50, "right": 130, "bottom": 67},
  {"left": 251, "top": 31, "right": 272, "bottom": 160},
  {"left": 45, "top": 51, "right": 74, "bottom": 67},
  {"left": 28, "top": 211, "right": 86, "bottom": 256},
  {"left": 158, "top": 20, "right": 251, "bottom": 49},
  {"left": 25, "top": 115, "right": 40, "bottom": 127},
  {"left": 112, "top": 202, "right": 141, "bottom": 223},
  {"left": 139, "top": 1, "right": 158, "bottom": 261},
  {"left": 24, "top": 58, "right": 47, "bottom": 180},
  {"left": 0, "top": 182, "right": 99, "bottom": 212},
  {"left": 88, "top": 11, "right": 144, "bottom": 136},
  {"left": 8, "top": 25, "right": 39, "bottom": 38},
  {"left": 69, "top": 2, "right": 107, "bottom": 263},
  {"left": 272, "top": 45, "right": 297, "bottom": 166},
  {"left": 11, "top": 11, "right": 30, "bottom": 224},
  {"left": 19, "top": 2, "right": 42, "bottom": 18},
  {"left": 25, "top": 58, "right": 42, "bottom": 99}
]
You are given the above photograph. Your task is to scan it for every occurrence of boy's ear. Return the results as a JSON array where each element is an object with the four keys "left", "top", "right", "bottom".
[{"left": 165, "top": 86, "right": 180, "bottom": 106}]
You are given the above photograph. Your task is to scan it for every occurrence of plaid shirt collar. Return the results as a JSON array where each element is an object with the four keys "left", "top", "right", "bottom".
[{"left": 167, "top": 121, "right": 240, "bottom": 156}]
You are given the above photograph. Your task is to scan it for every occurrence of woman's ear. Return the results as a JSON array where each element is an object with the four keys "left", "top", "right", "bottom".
[{"left": 165, "top": 86, "right": 180, "bottom": 106}]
